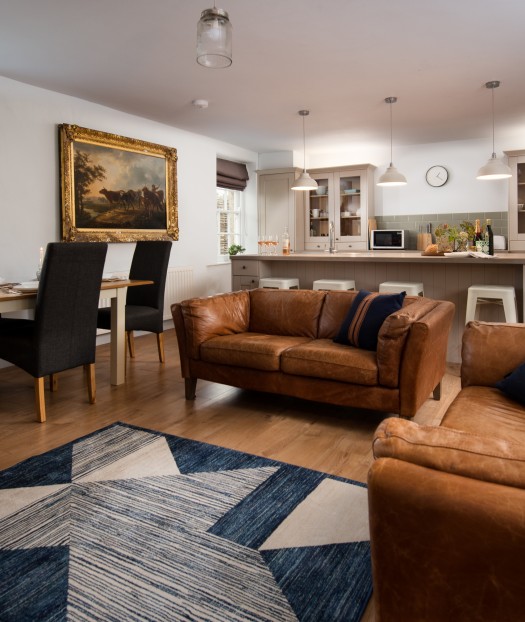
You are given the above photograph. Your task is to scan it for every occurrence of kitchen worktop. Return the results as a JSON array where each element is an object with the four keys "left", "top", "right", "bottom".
[{"left": 232, "top": 250, "right": 525, "bottom": 263}]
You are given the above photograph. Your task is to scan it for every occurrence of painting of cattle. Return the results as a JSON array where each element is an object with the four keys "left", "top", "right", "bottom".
[{"left": 59, "top": 124, "right": 178, "bottom": 242}]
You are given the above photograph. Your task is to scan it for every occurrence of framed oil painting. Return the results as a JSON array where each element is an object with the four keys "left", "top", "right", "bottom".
[{"left": 59, "top": 124, "right": 178, "bottom": 242}]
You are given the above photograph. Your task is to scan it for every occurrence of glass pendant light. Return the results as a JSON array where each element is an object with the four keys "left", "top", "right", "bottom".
[
  {"left": 291, "top": 110, "right": 318, "bottom": 191},
  {"left": 197, "top": 5, "right": 232, "bottom": 68},
  {"left": 377, "top": 97, "right": 407, "bottom": 187},
  {"left": 476, "top": 81, "right": 512, "bottom": 180}
]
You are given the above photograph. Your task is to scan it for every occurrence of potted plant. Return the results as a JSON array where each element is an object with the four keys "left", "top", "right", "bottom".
[
  {"left": 228, "top": 244, "right": 246, "bottom": 256},
  {"left": 434, "top": 224, "right": 453, "bottom": 252},
  {"left": 459, "top": 220, "right": 475, "bottom": 251}
]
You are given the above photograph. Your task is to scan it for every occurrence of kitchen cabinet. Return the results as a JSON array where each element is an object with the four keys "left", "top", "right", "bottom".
[
  {"left": 506, "top": 150, "right": 525, "bottom": 251},
  {"left": 304, "top": 165, "right": 375, "bottom": 251},
  {"left": 231, "top": 258, "right": 269, "bottom": 291},
  {"left": 257, "top": 168, "right": 305, "bottom": 253}
]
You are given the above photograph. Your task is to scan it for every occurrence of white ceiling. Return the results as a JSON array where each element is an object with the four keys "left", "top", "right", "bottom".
[{"left": 1, "top": 0, "right": 524, "bottom": 156}]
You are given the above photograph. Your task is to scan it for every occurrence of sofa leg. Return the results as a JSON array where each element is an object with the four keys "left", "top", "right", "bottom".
[
  {"left": 185, "top": 378, "right": 197, "bottom": 400},
  {"left": 433, "top": 382, "right": 442, "bottom": 400}
]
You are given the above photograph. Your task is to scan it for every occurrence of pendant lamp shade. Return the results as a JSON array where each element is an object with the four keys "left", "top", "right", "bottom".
[
  {"left": 377, "top": 165, "right": 407, "bottom": 186},
  {"left": 291, "top": 110, "right": 318, "bottom": 191},
  {"left": 476, "top": 81, "right": 511, "bottom": 180},
  {"left": 477, "top": 154, "right": 513, "bottom": 180},
  {"left": 377, "top": 97, "right": 407, "bottom": 187},
  {"left": 291, "top": 171, "right": 318, "bottom": 190},
  {"left": 197, "top": 7, "right": 232, "bottom": 68}
]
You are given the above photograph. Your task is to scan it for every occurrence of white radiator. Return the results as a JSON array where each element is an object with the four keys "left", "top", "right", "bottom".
[
  {"left": 98, "top": 266, "right": 194, "bottom": 320},
  {"left": 163, "top": 266, "right": 194, "bottom": 319}
]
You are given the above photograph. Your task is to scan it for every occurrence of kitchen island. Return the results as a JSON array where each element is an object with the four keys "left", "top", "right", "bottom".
[{"left": 231, "top": 251, "right": 525, "bottom": 362}]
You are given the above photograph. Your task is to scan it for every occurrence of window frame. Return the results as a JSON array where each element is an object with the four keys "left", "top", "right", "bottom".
[{"left": 216, "top": 186, "right": 244, "bottom": 259}]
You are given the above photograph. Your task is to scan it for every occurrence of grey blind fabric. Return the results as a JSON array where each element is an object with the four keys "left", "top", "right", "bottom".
[{"left": 217, "top": 158, "right": 249, "bottom": 191}]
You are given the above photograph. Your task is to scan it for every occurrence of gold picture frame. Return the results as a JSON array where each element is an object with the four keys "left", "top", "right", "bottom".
[{"left": 59, "top": 124, "right": 178, "bottom": 242}]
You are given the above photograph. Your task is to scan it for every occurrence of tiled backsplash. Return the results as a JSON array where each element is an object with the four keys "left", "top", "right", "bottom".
[{"left": 373, "top": 212, "right": 507, "bottom": 250}]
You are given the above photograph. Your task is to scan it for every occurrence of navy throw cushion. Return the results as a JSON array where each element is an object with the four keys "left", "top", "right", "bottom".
[
  {"left": 496, "top": 362, "right": 525, "bottom": 406},
  {"left": 334, "top": 289, "right": 406, "bottom": 351}
]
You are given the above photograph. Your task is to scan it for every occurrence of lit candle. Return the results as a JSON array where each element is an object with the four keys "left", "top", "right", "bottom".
[{"left": 39, "top": 247, "right": 44, "bottom": 268}]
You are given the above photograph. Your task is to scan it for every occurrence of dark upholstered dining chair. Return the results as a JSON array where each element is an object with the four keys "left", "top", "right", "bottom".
[
  {"left": 97, "top": 241, "right": 172, "bottom": 363},
  {"left": 0, "top": 242, "right": 108, "bottom": 422}
]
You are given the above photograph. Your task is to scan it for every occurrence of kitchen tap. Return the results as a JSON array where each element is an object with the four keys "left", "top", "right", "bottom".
[{"left": 328, "top": 220, "right": 336, "bottom": 253}]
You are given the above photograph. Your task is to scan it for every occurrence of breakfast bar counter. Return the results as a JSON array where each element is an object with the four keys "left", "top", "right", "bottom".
[{"left": 231, "top": 251, "right": 525, "bottom": 363}]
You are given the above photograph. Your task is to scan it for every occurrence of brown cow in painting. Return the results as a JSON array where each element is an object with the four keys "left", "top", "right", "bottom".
[{"left": 99, "top": 188, "right": 123, "bottom": 206}]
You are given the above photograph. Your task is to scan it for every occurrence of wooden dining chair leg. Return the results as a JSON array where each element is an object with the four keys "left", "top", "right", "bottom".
[
  {"left": 127, "top": 331, "right": 135, "bottom": 358},
  {"left": 50, "top": 374, "right": 58, "bottom": 392},
  {"left": 34, "top": 377, "right": 46, "bottom": 423},
  {"left": 157, "top": 332, "right": 165, "bottom": 363},
  {"left": 86, "top": 363, "right": 96, "bottom": 404}
]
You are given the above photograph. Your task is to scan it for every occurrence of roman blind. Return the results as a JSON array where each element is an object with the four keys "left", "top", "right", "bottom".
[{"left": 217, "top": 158, "right": 249, "bottom": 191}]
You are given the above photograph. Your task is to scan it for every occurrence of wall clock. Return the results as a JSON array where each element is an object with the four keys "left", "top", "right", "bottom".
[{"left": 426, "top": 165, "right": 449, "bottom": 187}]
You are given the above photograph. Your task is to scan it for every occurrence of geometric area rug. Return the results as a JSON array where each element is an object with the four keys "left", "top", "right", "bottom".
[{"left": 0, "top": 422, "right": 372, "bottom": 621}]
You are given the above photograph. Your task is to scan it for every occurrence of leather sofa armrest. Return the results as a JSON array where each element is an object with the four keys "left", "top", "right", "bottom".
[
  {"left": 462, "top": 321, "right": 525, "bottom": 388},
  {"left": 368, "top": 456, "right": 525, "bottom": 621},
  {"left": 178, "top": 291, "right": 250, "bottom": 359},
  {"left": 396, "top": 300, "right": 455, "bottom": 417},
  {"left": 373, "top": 417, "right": 525, "bottom": 489}
]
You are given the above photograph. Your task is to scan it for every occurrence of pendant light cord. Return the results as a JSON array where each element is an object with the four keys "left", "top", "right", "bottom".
[
  {"left": 302, "top": 114, "right": 307, "bottom": 172},
  {"left": 384, "top": 96, "right": 397, "bottom": 167},
  {"left": 491, "top": 84, "right": 496, "bottom": 157},
  {"left": 389, "top": 102, "right": 393, "bottom": 166}
]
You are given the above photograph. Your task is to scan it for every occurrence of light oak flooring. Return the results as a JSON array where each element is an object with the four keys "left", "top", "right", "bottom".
[{"left": 0, "top": 328, "right": 462, "bottom": 621}]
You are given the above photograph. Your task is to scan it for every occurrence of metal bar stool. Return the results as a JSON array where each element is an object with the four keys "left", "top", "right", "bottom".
[
  {"left": 465, "top": 285, "right": 517, "bottom": 324},
  {"left": 313, "top": 279, "right": 356, "bottom": 291},
  {"left": 259, "top": 277, "right": 300, "bottom": 289},
  {"left": 379, "top": 281, "right": 424, "bottom": 296}
]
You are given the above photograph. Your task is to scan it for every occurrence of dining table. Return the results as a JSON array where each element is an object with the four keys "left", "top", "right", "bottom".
[{"left": 0, "top": 279, "right": 152, "bottom": 386}]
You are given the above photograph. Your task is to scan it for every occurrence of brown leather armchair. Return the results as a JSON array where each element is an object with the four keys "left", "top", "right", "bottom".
[{"left": 368, "top": 321, "right": 525, "bottom": 621}]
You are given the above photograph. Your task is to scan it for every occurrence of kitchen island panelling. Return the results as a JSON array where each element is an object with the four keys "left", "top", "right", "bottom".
[{"left": 231, "top": 251, "right": 525, "bottom": 363}]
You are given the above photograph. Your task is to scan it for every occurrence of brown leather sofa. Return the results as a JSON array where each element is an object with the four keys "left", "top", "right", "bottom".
[
  {"left": 171, "top": 288, "right": 454, "bottom": 418},
  {"left": 368, "top": 320, "right": 525, "bottom": 621}
]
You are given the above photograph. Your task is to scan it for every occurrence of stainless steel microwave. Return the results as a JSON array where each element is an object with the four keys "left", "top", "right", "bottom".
[{"left": 370, "top": 230, "right": 408, "bottom": 250}]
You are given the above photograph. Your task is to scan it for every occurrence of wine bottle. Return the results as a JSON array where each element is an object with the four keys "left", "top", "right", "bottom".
[
  {"left": 474, "top": 219, "right": 482, "bottom": 243},
  {"left": 484, "top": 219, "right": 494, "bottom": 256},
  {"left": 282, "top": 226, "right": 290, "bottom": 255}
]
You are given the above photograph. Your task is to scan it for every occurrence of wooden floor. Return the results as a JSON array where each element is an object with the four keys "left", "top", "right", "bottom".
[{"left": 0, "top": 328, "right": 462, "bottom": 621}]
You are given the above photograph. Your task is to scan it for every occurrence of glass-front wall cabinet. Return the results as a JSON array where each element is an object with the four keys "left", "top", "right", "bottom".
[
  {"left": 506, "top": 151, "right": 525, "bottom": 250},
  {"left": 305, "top": 165, "right": 374, "bottom": 251}
]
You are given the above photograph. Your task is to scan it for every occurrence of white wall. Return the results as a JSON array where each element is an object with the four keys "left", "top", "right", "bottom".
[{"left": 0, "top": 76, "right": 258, "bottom": 295}]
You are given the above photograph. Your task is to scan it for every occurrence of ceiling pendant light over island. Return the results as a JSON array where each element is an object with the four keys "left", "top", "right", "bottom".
[
  {"left": 476, "top": 81, "right": 512, "bottom": 180},
  {"left": 377, "top": 97, "right": 407, "bottom": 187},
  {"left": 291, "top": 110, "right": 318, "bottom": 191}
]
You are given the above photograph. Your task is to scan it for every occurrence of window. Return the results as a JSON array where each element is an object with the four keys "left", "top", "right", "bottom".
[{"left": 216, "top": 187, "right": 243, "bottom": 257}]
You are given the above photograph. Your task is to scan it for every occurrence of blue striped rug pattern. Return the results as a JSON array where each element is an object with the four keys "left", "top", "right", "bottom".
[{"left": 0, "top": 423, "right": 372, "bottom": 621}]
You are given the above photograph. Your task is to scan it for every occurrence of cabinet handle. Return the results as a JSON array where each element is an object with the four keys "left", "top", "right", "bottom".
[{"left": 242, "top": 265, "right": 246, "bottom": 270}]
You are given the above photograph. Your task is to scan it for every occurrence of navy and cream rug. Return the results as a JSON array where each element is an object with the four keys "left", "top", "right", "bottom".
[{"left": 0, "top": 423, "right": 372, "bottom": 621}]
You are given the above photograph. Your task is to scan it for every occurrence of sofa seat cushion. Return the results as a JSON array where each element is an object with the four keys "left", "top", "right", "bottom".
[
  {"left": 281, "top": 339, "right": 378, "bottom": 385},
  {"left": 442, "top": 386, "right": 525, "bottom": 445},
  {"left": 200, "top": 333, "right": 312, "bottom": 371}
]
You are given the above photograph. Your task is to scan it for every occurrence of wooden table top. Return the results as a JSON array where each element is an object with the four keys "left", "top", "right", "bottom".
[{"left": 0, "top": 279, "right": 153, "bottom": 303}]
